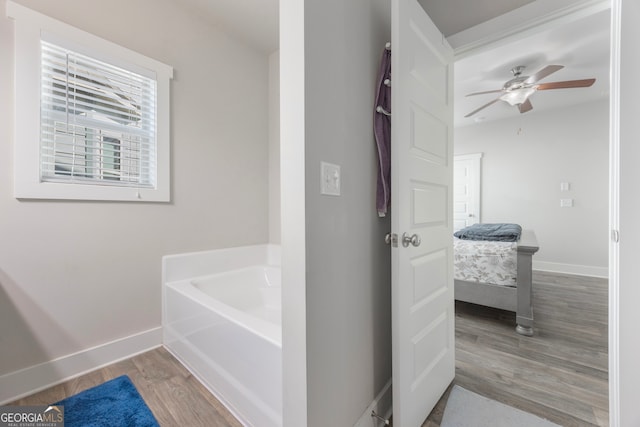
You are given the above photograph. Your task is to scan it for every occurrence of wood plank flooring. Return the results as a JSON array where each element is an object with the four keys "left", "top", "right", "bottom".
[
  {"left": 9, "top": 346, "right": 242, "bottom": 427},
  {"left": 423, "top": 271, "right": 609, "bottom": 426},
  {"left": 11, "top": 271, "right": 607, "bottom": 427}
]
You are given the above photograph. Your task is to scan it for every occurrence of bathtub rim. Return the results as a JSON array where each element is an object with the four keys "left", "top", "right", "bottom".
[
  {"left": 191, "top": 264, "right": 282, "bottom": 290},
  {"left": 162, "top": 244, "right": 281, "bottom": 284}
]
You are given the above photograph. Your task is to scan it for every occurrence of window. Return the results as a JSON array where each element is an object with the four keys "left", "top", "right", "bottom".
[
  {"left": 41, "top": 41, "right": 157, "bottom": 188},
  {"left": 8, "top": 1, "right": 173, "bottom": 201}
]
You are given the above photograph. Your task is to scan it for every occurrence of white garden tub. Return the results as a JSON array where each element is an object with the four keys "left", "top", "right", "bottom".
[{"left": 162, "top": 244, "right": 281, "bottom": 427}]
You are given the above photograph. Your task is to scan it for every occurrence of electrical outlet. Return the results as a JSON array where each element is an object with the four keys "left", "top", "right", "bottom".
[
  {"left": 321, "top": 162, "right": 341, "bottom": 196},
  {"left": 560, "top": 198, "right": 574, "bottom": 208}
]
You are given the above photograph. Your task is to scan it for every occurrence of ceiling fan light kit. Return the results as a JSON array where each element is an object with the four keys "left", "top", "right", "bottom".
[
  {"left": 464, "top": 64, "right": 596, "bottom": 118},
  {"left": 499, "top": 87, "right": 537, "bottom": 106}
]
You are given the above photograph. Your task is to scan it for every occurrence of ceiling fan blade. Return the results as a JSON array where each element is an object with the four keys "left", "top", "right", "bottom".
[
  {"left": 525, "top": 65, "right": 564, "bottom": 84},
  {"left": 465, "top": 98, "right": 501, "bottom": 118},
  {"left": 466, "top": 89, "right": 503, "bottom": 97},
  {"left": 518, "top": 98, "right": 533, "bottom": 114},
  {"left": 536, "top": 78, "right": 596, "bottom": 90}
]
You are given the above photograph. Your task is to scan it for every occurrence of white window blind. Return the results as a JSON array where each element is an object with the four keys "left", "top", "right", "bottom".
[{"left": 40, "top": 41, "right": 157, "bottom": 188}]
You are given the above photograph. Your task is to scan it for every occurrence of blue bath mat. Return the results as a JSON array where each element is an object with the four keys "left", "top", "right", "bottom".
[{"left": 54, "top": 375, "right": 159, "bottom": 427}]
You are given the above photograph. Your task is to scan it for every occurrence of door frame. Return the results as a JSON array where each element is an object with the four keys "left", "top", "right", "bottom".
[
  {"left": 447, "top": 0, "right": 619, "bottom": 425},
  {"left": 280, "top": 0, "right": 626, "bottom": 425}
]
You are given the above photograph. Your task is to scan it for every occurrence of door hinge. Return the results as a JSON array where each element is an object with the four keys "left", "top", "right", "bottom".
[{"left": 611, "top": 229, "right": 620, "bottom": 243}]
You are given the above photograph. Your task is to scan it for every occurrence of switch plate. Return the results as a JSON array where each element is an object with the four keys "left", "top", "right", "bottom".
[
  {"left": 560, "top": 198, "right": 574, "bottom": 208},
  {"left": 321, "top": 162, "right": 341, "bottom": 196},
  {"left": 560, "top": 182, "right": 570, "bottom": 192}
]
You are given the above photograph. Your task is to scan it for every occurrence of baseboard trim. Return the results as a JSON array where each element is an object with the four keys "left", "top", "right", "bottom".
[
  {"left": 533, "top": 260, "right": 608, "bottom": 278},
  {"left": 354, "top": 379, "right": 392, "bottom": 427},
  {"left": 0, "top": 327, "right": 162, "bottom": 405}
]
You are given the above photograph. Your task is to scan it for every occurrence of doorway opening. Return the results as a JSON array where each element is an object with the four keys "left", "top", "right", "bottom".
[{"left": 437, "top": 6, "right": 610, "bottom": 427}]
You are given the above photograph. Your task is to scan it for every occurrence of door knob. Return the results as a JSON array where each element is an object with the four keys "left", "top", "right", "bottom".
[{"left": 402, "top": 232, "right": 421, "bottom": 248}]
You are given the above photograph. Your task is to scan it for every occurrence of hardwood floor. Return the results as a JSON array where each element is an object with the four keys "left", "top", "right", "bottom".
[
  {"left": 423, "top": 271, "right": 609, "bottom": 427},
  {"left": 10, "top": 346, "right": 242, "bottom": 427},
  {"left": 12, "top": 271, "right": 607, "bottom": 427}
]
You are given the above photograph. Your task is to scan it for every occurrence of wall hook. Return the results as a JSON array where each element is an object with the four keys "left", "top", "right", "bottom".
[{"left": 376, "top": 106, "right": 391, "bottom": 116}]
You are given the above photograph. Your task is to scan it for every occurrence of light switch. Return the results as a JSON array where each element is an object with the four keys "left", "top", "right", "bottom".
[
  {"left": 560, "top": 198, "right": 574, "bottom": 208},
  {"left": 560, "top": 182, "right": 570, "bottom": 192},
  {"left": 321, "top": 162, "right": 341, "bottom": 196}
]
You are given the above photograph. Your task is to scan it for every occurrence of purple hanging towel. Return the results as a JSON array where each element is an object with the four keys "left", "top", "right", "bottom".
[{"left": 374, "top": 46, "right": 391, "bottom": 217}]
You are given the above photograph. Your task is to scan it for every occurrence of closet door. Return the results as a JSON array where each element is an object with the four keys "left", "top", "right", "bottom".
[
  {"left": 390, "top": 0, "right": 455, "bottom": 425},
  {"left": 453, "top": 153, "right": 482, "bottom": 231}
]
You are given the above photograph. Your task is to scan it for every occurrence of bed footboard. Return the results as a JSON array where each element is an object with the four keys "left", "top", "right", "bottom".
[
  {"left": 514, "top": 230, "right": 540, "bottom": 336},
  {"left": 454, "top": 229, "right": 540, "bottom": 336}
]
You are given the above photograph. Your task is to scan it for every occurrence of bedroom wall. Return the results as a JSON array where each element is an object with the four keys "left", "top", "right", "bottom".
[
  {"left": 454, "top": 99, "right": 609, "bottom": 276},
  {"left": 0, "top": 0, "right": 269, "bottom": 393}
]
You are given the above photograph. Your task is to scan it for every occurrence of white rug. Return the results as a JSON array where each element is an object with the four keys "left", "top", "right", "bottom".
[{"left": 441, "top": 385, "right": 561, "bottom": 427}]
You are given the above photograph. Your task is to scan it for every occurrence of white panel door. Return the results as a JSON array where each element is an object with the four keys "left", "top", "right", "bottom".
[
  {"left": 453, "top": 153, "right": 482, "bottom": 231},
  {"left": 391, "top": 0, "right": 455, "bottom": 425}
]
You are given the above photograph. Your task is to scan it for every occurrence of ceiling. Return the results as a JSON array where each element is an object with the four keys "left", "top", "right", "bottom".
[
  {"left": 418, "top": 0, "right": 537, "bottom": 37},
  {"left": 173, "top": 0, "right": 609, "bottom": 127},
  {"left": 175, "top": 0, "right": 538, "bottom": 54},
  {"left": 454, "top": 8, "right": 610, "bottom": 127}
]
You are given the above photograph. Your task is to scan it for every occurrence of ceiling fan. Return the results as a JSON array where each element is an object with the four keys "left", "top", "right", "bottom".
[{"left": 464, "top": 65, "right": 596, "bottom": 118}]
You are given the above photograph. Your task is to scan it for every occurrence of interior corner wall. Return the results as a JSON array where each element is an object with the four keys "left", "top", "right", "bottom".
[
  {"left": 0, "top": 0, "right": 269, "bottom": 385},
  {"left": 269, "top": 50, "right": 281, "bottom": 244},
  {"left": 454, "top": 99, "right": 609, "bottom": 275},
  {"left": 303, "top": 0, "right": 391, "bottom": 425}
]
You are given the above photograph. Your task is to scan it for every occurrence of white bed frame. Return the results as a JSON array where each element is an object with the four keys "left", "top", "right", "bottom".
[{"left": 454, "top": 230, "right": 540, "bottom": 336}]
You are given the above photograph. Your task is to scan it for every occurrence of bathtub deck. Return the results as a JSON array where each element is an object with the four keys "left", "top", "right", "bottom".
[{"left": 9, "top": 346, "right": 242, "bottom": 427}]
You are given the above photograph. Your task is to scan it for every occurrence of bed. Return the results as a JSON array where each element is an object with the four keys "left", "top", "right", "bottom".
[{"left": 453, "top": 227, "right": 539, "bottom": 336}]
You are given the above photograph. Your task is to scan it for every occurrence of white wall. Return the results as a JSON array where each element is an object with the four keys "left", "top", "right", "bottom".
[
  {"left": 280, "top": 0, "right": 308, "bottom": 424},
  {"left": 302, "top": 0, "right": 391, "bottom": 425},
  {"left": 0, "top": 0, "right": 269, "bottom": 385},
  {"left": 455, "top": 99, "right": 609, "bottom": 276},
  {"left": 616, "top": 0, "right": 640, "bottom": 424}
]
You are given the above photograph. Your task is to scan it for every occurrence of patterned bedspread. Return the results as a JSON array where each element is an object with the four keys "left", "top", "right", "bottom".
[{"left": 453, "top": 238, "right": 518, "bottom": 287}]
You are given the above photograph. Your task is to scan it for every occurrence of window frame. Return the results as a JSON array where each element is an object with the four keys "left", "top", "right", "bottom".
[{"left": 8, "top": 1, "right": 173, "bottom": 202}]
